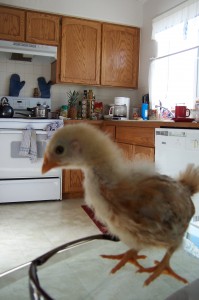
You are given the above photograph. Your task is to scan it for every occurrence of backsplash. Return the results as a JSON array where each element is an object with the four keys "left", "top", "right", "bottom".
[
  {"left": 0, "top": 52, "right": 51, "bottom": 97},
  {"left": 0, "top": 52, "right": 140, "bottom": 116},
  {"left": 51, "top": 85, "right": 140, "bottom": 115}
]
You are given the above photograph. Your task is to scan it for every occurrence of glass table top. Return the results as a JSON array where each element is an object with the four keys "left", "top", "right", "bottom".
[{"left": 1, "top": 234, "right": 199, "bottom": 300}]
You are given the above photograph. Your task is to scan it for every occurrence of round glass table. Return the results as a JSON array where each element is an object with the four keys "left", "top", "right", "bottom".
[{"left": 1, "top": 234, "right": 199, "bottom": 300}]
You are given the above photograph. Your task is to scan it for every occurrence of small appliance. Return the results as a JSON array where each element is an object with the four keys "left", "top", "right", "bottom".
[
  {"left": 109, "top": 104, "right": 127, "bottom": 119},
  {"left": 110, "top": 97, "right": 130, "bottom": 120}
]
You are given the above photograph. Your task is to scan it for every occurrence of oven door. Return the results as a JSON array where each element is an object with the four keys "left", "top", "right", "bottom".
[
  {"left": 0, "top": 178, "right": 61, "bottom": 203},
  {"left": 0, "top": 129, "right": 62, "bottom": 203},
  {"left": 0, "top": 129, "right": 60, "bottom": 179}
]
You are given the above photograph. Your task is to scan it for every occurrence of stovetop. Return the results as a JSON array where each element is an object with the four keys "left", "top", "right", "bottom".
[
  {"left": 0, "top": 97, "right": 63, "bottom": 129},
  {"left": 13, "top": 116, "right": 49, "bottom": 119},
  {"left": 0, "top": 96, "right": 51, "bottom": 110}
]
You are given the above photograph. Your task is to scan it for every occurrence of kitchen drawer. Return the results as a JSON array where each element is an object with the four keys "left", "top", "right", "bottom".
[{"left": 115, "top": 126, "right": 154, "bottom": 147}]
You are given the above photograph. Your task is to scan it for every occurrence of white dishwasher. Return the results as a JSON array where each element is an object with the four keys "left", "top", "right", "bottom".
[{"left": 155, "top": 127, "right": 199, "bottom": 258}]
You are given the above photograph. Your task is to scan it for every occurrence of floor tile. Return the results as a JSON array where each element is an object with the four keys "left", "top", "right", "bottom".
[{"left": 0, "top": 198, "right": 100, "bottom": 274}]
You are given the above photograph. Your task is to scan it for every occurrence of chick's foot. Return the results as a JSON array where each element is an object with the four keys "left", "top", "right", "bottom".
[
  {"left": 101, "top": 249, "right": 147, "bottom": 273},
  {"left": 137, "top": 259, "right": 188, "bottom": 286}
]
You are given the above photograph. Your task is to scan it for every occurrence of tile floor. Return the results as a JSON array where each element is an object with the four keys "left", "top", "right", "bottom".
[{"left": 0, "top": 198, "right": 100, "bottom": 275}]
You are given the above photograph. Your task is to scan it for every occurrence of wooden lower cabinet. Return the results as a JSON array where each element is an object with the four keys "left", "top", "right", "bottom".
[
  {"left": 62, "top": 169, "right": 84, "bottom": 198},
  {"left": 102, "top": 124, "right": 116, "bottom": 140},
  {"left": 62, "top": 121, "right": 102, "bottom": 198},
  {"left": 133, "top": 145, "right": 154, "bottom": 161},
  {"left": 116, "top": 126, "right": 154, "bottom": 147},
  {"left": 62, "top": 121, "right": 155, "bottom": 199},
  {"left": 117, "top": 142, "right": 154, "bottom": 162},
  {"left": 117, "top": 142, "right": 134, "bottom": 160}
]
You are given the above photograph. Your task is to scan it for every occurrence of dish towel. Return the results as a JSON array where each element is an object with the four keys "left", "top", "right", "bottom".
[
  {"left": 19, "top": 125, "right": 37, "bottom": 162},
  {"left": 45, "top": 120, "right": 64, "bottom": 140}
]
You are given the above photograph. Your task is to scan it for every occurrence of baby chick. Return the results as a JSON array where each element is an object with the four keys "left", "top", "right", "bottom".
[{"left": 42, "top": 123, "right": 199, "bottom": 286}]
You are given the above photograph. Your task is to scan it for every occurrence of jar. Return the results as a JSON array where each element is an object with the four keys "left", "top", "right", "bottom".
[
  {"left": 88, "top": 90, "right": 93, "bottom": 100},
  {"left": 132, "top": 107, "right": 140, "bottom": 120},
  {"left": 33, "top": 88, "right": 39, "bottom": 98},
  {"left": 60, "top": 105, "right": 68, "bottom": 118}
]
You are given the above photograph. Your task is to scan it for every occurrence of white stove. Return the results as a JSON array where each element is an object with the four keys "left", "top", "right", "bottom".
[{"left": 0, "top": 98, "right": 63, "bottom": 203}]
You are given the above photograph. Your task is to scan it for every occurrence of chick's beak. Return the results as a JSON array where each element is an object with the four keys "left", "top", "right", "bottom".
[{"left": 42, "top": 152, "right": 59, "bottom": 174}]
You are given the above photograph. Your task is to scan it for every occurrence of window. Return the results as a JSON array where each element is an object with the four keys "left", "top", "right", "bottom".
[{"left": 149, "top": 0, "right": 199, "bottom": 112}]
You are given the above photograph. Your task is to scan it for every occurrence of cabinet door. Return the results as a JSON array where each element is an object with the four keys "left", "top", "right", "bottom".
[
  {"left": 60, "top": 17, "right": 101, "bottom": 84},
  {"left": 101, "top": 23, "right": 140, "bottom": 88},
  {"left": 62, "top": 169, "right": 84, "bottom": 195},
  {"left": 26, "top": 12, "right": 60, "bottom": 45},
  {"left": 0, "top": 6, "right": 25, "bottom": 41},
  {"left": 133, "top": 145, "right": 154, "bottom": 162},
  {"left": 117, "top": 142, "right": 134, "bottom": 161},
  {"left": 103, "top": 125, "right": 116, "bottom": 140},
  {"left": 118, "top": 143, "right": 154, "bottom": 162}
]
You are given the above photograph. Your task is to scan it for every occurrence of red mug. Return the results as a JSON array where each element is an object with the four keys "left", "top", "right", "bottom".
[{"left": 175, "top": 105, "right": 190, "bottom": 118}]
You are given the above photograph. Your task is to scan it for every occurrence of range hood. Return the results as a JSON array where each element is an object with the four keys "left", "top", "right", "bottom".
[{"left": 0, "top": 40, "right": 57, "bottom": 60}]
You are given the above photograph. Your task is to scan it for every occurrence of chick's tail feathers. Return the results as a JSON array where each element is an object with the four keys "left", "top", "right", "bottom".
[{"left": 178, "top": 164, "right": 199, "bottom": 195}]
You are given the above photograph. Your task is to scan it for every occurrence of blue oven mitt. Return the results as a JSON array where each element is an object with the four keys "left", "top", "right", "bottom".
[
  {"left": 9, "top": 74, "right": 25, "bottom": 96},
  {"left": 37, "top": 77, "right": 52, "bottom": 98}
]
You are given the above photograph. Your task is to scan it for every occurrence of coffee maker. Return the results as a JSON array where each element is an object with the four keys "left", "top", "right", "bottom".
[{"left": 111, "top": 97, "right": 130, "bottom": 120}]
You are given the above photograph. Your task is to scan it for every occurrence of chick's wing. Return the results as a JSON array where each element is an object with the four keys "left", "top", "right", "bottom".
[{"left": 99, "top": 174, "right": 194, "bottom": 244}]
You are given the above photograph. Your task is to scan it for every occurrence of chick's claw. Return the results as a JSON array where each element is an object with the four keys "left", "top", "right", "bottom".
[
  {"left": 137, "top": 260, "right": 188, "bottom": 286},
  {"left": 101, "top": 249, "right": 147, "bottom": 273}
]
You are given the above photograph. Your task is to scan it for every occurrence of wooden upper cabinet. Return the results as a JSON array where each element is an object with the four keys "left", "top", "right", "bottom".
[
  {"left": 60, "top": 17, "right": 101, "bottom": 85},
  {"left": 101, "top": 23, "right": 140, "bottom": 88},
  {"left": 0, "top": 6, "right": 25, "bottom": 41},
  {"left": 26, "top": 12, "right": 60, "bottom": 45}
]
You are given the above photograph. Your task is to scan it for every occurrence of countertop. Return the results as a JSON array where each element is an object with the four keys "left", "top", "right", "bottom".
[{"left": 63, "top": 119, "right": 199, "bottom": 129}]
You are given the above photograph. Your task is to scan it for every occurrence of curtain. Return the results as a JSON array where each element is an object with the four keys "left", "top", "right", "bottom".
[
  {"left": 149, "top": 0, "right": 199, "bottom": 110},
  {"left": 152, "top": 0, "right": 199, "bottom": 40}
]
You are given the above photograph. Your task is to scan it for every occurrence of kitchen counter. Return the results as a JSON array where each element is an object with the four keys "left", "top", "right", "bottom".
[
  {"left": 63, "top": 119, "right": 199, "bottom": 129},
  {"left": 103, "top": 119, "right": 199, "bottom": 128}
]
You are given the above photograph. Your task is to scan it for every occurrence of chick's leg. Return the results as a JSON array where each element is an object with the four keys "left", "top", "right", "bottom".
[
  {"left": 101, "top": 249, "right": 146, "bottom": 273},
  {"left": 137, "top": 246, "right": 188, "bottom": 286}
]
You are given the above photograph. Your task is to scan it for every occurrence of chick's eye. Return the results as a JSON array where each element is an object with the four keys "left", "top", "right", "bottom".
[{"left": 55, "top": 145, "right": 64, "bottom": 155}]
